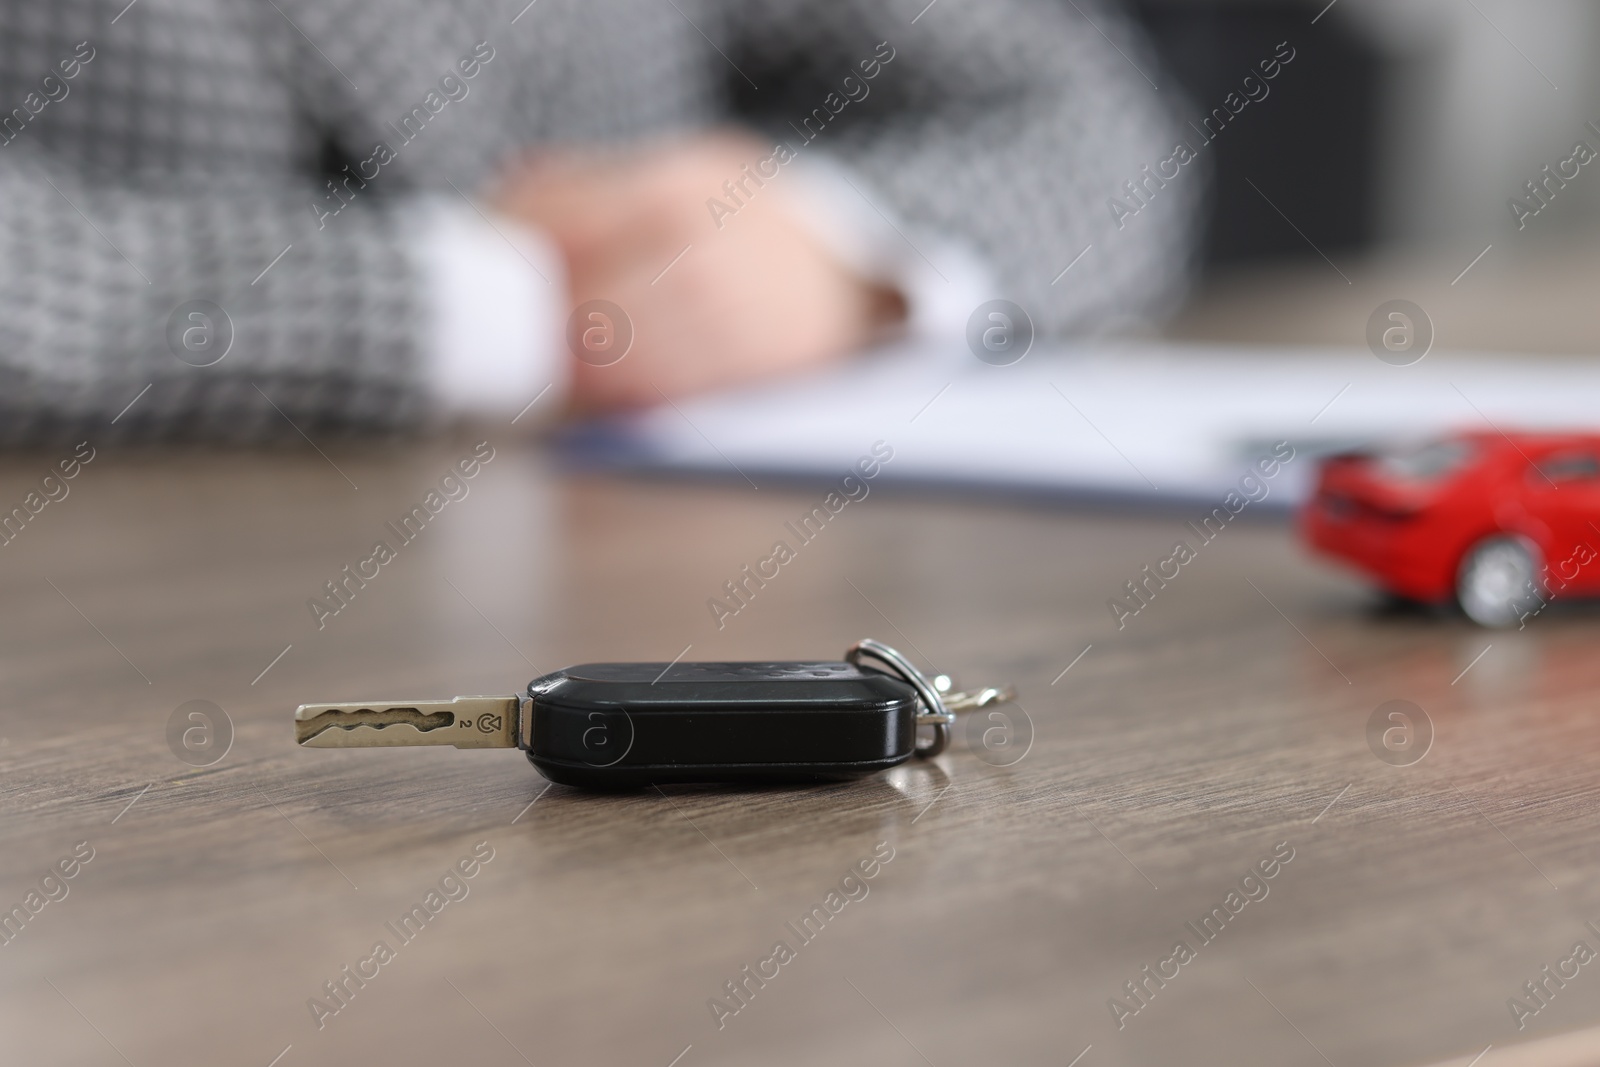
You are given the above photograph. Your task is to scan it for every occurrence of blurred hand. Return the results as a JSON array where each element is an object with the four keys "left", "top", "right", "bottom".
[{"left": 493, "top": 131, "right": 904, "bottom": 411}]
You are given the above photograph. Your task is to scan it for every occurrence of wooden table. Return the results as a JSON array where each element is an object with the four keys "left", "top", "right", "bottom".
[
  {"left": 3, "top": 440, "right": 1598, "bottom": 1067},
  {"left": 1163, "top": 241, "right": 1600, "bottom": 358}
]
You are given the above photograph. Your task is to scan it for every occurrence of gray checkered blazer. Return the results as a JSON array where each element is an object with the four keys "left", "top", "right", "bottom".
[{"left": 0, "top": 0, "right": 1196, "bottom": 441}]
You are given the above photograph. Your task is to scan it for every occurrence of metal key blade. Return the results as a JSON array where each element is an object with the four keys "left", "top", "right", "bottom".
[{"left": 294, "top": 696, "right": 520, "bottom": 749}]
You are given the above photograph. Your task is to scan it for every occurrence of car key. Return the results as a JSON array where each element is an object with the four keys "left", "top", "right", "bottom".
[{"left": 294, "top": 639, "right": 1014, "bottom": 788}]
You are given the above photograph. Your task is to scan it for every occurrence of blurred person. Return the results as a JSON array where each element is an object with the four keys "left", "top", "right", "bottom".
[{"left": 0, "top": 0, "right": 1195, "bottom": 441}]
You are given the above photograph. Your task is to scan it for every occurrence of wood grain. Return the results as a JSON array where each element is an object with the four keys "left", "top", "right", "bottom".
[{"left": 1, "top": 440, "right": 1598, "bottom": 1067}]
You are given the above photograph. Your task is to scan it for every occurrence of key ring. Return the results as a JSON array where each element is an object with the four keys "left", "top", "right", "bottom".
[
  {"left": 846, "top": 638, "right": 1016, "bottom": 758},
  {"left": 846, "top": 639, "right": 1017, "bottom": 758}
]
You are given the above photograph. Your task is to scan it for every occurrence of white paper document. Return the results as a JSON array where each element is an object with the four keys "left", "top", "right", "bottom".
[{"left": 561, "top": 343, "right": 1600, "bottom": 508}]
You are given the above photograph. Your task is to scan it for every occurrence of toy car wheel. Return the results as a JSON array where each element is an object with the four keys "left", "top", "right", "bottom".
[{"left": 1456, "top": 535, "right": 1541, "bottom": 628}]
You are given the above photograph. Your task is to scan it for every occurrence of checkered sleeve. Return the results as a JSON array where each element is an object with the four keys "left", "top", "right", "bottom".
[
  {"left": 0, "top": 147, "right": 426, "bottom": 445},
  {"left": 722, "top": 0, "right": 1201, "bottom": 338}
]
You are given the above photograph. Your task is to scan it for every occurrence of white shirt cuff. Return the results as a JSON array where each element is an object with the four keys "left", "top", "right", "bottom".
[
  {"left": 782, "top": 156, "right": 995, "bottom": 350},
  {"left": 411, "top": 197, "right": 569, "bottom": 421}
]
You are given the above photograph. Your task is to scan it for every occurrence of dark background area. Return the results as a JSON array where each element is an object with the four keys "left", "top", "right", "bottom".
[{"left": 1127, "top": 0, "right": 1383, "bottom": 266}]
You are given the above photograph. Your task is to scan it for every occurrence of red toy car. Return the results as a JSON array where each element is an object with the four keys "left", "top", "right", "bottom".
[{"left": 1301, "top": 431, "right": 1600, "bottom": 626}]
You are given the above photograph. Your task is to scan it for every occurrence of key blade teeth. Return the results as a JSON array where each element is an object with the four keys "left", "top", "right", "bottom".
[
  {"left": 294, "top": 702, "right": 350, "bottom": 746},
  {"left": 299, "top": 719, "right": 453, "bottom": 748},
  {"left": 293, "top": 702, "right": 451, "bottom": 747},
  {"left": 293, "top": 697, "right": 520, "bottom": 749}
]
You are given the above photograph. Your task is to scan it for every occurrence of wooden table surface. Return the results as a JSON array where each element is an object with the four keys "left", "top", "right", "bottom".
[{"left": 3, "top": 439, "right": 1599, "bottom": 1067}]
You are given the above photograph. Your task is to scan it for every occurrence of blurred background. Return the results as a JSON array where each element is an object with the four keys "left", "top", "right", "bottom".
[{"left": 1137, "top": 0, "right": 1600, "bottom": 354}]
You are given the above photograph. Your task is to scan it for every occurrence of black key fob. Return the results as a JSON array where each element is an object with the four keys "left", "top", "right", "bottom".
[
  {"left": 294, "top": 639, "right": 1014, "bottom": 791},
  {"left": 525, "top": 661, "right": 919, "bottom": 788}
]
